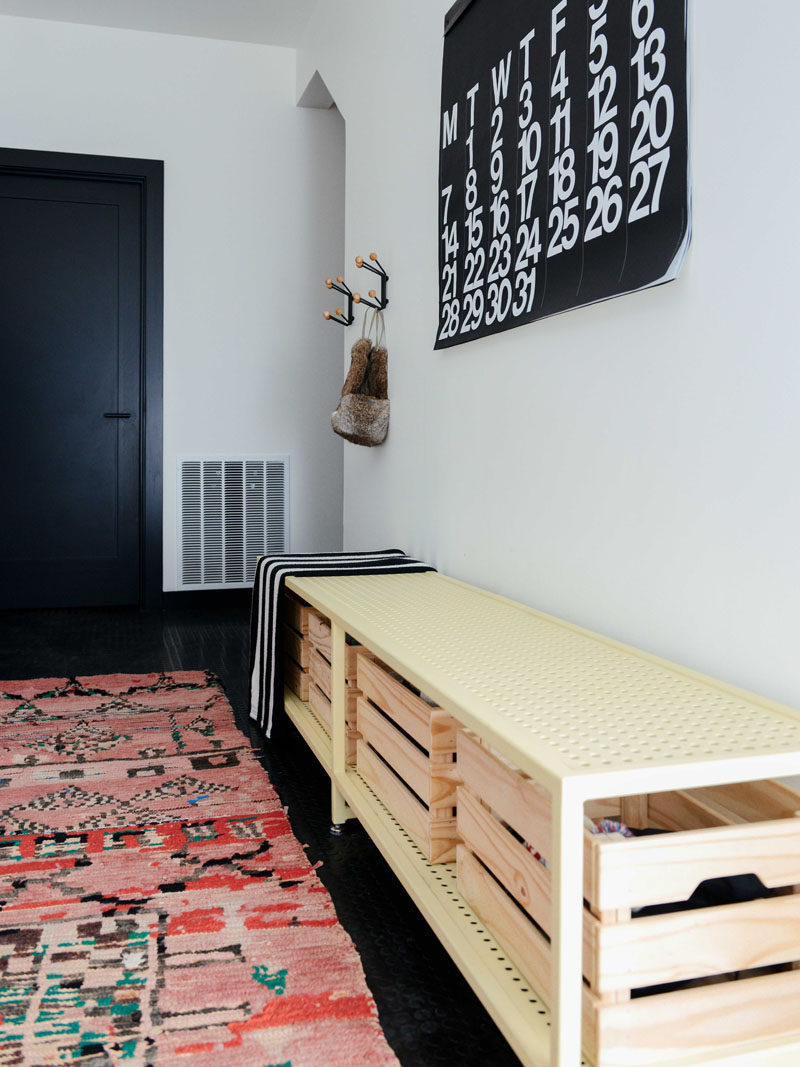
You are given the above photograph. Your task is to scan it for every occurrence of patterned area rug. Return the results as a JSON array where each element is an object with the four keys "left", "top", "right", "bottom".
[{"left": 0, "top": 672, "right": 399, "bottom": 1066}]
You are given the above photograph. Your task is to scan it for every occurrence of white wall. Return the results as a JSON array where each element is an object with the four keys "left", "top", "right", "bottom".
[
  {"left": 298, "top": 0, "right": 800, "bottom": 710},
  {"left": 0, "top": 14, "right": 345, "bottom": 588}
]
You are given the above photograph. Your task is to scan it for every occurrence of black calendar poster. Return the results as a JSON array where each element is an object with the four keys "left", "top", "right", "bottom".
[{"left": 436, "top": 0, "right": 690, "bottom": 349}]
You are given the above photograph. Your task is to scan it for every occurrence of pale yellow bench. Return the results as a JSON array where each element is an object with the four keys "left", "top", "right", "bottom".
[{"left": 279, "top": 569, "right": 800, "bottom": 1067}]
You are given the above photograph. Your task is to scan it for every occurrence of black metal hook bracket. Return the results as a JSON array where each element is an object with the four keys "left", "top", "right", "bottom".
[
  {"left": 323, "top": 254, "right": 389, "bottom": 325},
  {"left": 353, "top": 253, "right": 389, "bottom": 311},
  {"left": 323, "top": 275, "right": 355, "bottom": 326}
]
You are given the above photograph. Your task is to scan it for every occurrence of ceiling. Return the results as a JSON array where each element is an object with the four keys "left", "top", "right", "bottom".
[{"left": 0, "top": 0, "right": 317, "bottom": 47}]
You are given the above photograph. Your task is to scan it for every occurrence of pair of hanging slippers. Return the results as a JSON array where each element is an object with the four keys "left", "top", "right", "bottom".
[{"left": 331, "top": 310, "right": 389, "bottom": 447}]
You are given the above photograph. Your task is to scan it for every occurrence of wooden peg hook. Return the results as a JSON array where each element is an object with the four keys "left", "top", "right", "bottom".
[
  {"left": 354, "top": 253, "right": 389, "bottom": 309},
  {"left": 323, "top": 273, "right": 354, "bottom": 325}
]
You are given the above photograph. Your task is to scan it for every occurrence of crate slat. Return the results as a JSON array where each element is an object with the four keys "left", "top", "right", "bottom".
[
  {"left": 620, "top": 795, "right": 649, "bottom": 828},
  {"left": 458, "top": 729, "right": 552, "bottom": 858},
  {"left": 283, "top": 655, "right": 309, "bottom": 702},
  {"left": 356, "top": 741, "right": 457, "bottom": 864},
  {"left": 280, "top": 622, "right": 309, "bottom": 670},
  {"left": 307, "top": 678, "right": 359, "bottom": 725},
  {"left": 358, "top": 697, "right": 435, "bottom": 806},
  {"left": 283, "top": 592, "right": 310, "bottom": 635},
  {"left": 308, "top": 609, "right": 331, "bottom": 656},
  {"left": 585, "top": 797, "right": 622, "bottom": 821},
  {"left": 358, "top": 653, "right": 443, "bottom": 751},
  {"left": 308, "top": 682, "right": 358, "bottom": 764},
  {"left": 308, "top": 678, "right": 332, "bottom": 730},
  {"left": 648, "top": 789, "right": 737, "bottom": 831},
  {"left": 458, "top": 783, "right": 554, "bottom": 935},
  {"left": 685, "top": 780, "right": 800, "bottom": 824},
  {"left": 309, "top": 645, "right": 359, "bottom": 696},
  {"left": 597, "top": 892, "right": 800, "bottom": 995},
  {"left": 595, "top": 818, "right": 800, "bottom": 913},
  {"left": 308, "top": 648, "right": 329, "bottom": 699},
  {"left": 357, "top": 739, "right": 432, "bottom": 856},
  {"left": 595, "top": 969, "right": 800, "bottom": 1066}
]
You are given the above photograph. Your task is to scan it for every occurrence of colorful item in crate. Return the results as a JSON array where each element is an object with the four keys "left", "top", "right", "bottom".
[
  {"left": 587, "top": 816, "right": 635, "bottom": 838},
  {"left": 249, "top": 550, "right": 435, "bottom": 737},
  {"left": 524, "top": 815, "right": 634, "bottom": 869}
]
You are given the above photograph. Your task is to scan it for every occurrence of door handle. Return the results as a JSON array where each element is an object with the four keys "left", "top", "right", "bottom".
[{"left": 103, "top": 412, "right": 132, "bottom": 419}]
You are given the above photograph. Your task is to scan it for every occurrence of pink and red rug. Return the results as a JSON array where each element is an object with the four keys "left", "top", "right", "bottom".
[{"left": 0, "top": 671, "right": 398, "bottom": 1065}]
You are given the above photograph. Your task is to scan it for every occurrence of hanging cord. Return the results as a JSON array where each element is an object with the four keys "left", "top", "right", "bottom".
[
  {"left": 362, "top": 307, "right": 378, "bottom": 342},
  {"left": 373, "top": 309, "right": 386, "bottom": 348}
]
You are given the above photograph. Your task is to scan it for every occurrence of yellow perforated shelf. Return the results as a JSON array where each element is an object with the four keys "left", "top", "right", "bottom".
[
  {"left": 338, "top": 766, "right": 562, "bottom": 1067},
  {"left": 283, "top": 689, "right": 561, "bottom": 1065},
  {"left": 284, "top": 688, "right": 332, "bottom": 774},
  {"left": 287, "top": 571, "right": 800, "bottom": 794}
]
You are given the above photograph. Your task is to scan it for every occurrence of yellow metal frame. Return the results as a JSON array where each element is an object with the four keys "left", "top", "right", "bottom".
[
  {"left": 284, "top": 688, "right": 332, "bottom": 772},
  {"left": 283, "top": 571, "right": 800, "bottom": 1066}
]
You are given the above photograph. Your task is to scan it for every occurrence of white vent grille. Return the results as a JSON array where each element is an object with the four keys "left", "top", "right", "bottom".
[{"left": 178, "top": 455, "right": 289, "bottom": 588}]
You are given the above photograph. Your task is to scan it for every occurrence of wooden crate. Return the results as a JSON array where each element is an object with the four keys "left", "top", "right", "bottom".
[
  {"left": 280, "top": 621, "right": 309, "bottom": 670},
  {"left": 308, "top": 648, "right": 361, "bottom": 708},
  {"left": 282, "top": 654, "right": 309, "bottom": 702},
  {"left": 280, "top": 592, "right": 311, "bottom": 701},
  {"left": 283, "top": 591, "right": 311, "bottom": 636},
  {"left": 306, "top": 612, "right": 360, "bottom": 684},
  {"left": 308, "top": 608, "right": 331, "bottom": 656},
  {"left": 305, "top": 611, "right": 362, "bottom": 764},
  {"left": 456, "top": 727, "right": 800, "bottom": 1066},
  {"left": 356, "top": 653, "right": 458, "bottom": 863}
]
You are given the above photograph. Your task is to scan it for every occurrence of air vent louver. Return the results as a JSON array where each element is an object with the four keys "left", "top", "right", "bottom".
[{"left": 178, "top": 456, "right": 288, "bottom": 588}]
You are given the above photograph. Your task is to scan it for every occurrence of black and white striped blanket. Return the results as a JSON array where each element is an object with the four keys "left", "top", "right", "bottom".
[{"left": 249, "top": 550, "right": 435, "bottom": 736}]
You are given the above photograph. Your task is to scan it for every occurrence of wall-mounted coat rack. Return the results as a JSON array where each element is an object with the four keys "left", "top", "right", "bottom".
[
  {"left": 354, "top": 253, "right": 389, "bottom": 311},
  {"left": 323, "top": 276, "right": 355, "bottom": 326},
  {"left": 323, "top": 254, "right": 389, "bottom": 325}
]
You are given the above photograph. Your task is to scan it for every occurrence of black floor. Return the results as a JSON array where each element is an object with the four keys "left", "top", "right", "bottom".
[{"left": 0, "top": 604, "right": 521, "bottom": 1066}]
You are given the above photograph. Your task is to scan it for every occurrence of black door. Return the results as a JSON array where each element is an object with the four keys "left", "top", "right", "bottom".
[{"left": 0, "top": 171, "right": 143, "bottom": 608}]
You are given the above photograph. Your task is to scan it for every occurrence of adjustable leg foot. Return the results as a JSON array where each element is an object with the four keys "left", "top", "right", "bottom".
[{"left": 331, "top": 781, "right": 349, "bottom": 828}]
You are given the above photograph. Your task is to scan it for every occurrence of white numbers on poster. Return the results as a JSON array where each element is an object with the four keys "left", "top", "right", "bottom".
[
  {"left": 628, "top": 0, "right": 674, "bottom": 223},
  {"left": 547, "top": 1, "right": 579, "bottom": 258},
  {"left": 438, "top": 177, "right": 460, "bottom": 341},
  {"left": 461, "top": 82, "right": 485, "bottom": 335},
  {"left": 484, "top": 50, "right": 513, "bottom": 328},
  {"left": 439, "top": 87, "right": 465, "bottom": 342},
  {"left": 585, "top": 0, "right": 623, "bottom": 241},
  {"left": 436, "top": 0, "right": 687, "bottom": 347},
  {"left": 550, "top": 2, "right": 580, "bottom": 259},
  {"left": 514, "top": 27, "right": 541, "bottom": 317}
]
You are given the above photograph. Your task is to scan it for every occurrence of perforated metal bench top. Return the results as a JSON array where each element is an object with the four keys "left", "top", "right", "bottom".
[{"left": 288, "top": 571, "right": 800, "bottom": 791}]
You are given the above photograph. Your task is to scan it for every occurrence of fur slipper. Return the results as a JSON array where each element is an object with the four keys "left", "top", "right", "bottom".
[
  {"left": 362, "top": 345, "right": 388, "bottom": 400},
  {"left": 340, "top": 337, "right": 371, "bottom": 396},
  {"left": 331, "top": 393, "right": 389, "bottom": 447},
  {"left": 332, "top": 312, "right": 389, "bottom": 446}
]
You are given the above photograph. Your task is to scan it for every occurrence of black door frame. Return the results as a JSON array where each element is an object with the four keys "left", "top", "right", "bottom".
[{"left": 0, "top": 147, "right": 163, "bottom": 609}]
